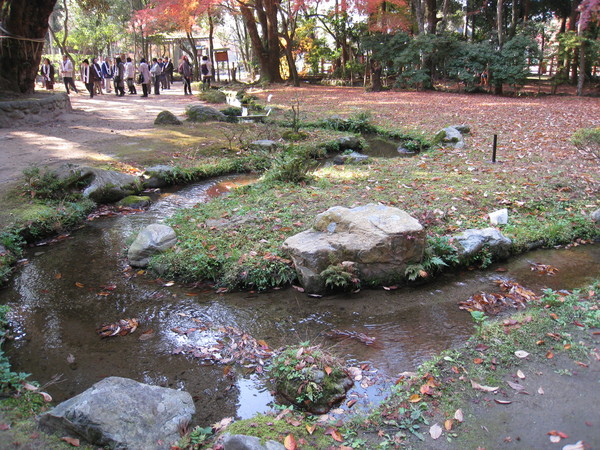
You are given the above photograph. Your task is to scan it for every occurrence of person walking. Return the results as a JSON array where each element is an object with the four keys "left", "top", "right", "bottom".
[
  {"left": 138, "top": 58, "right": 151, "bottom": 98},
  {"left": 91, "top": 58, "right": 103, "bottom": 94},
  {"left": 164, "top": 57, "right": 174, "bottom": 87},
  {"left": 200, "top": 55, "right": 212, "bottom": 90},
  {"left": 150, "top": 58, "right": 162, "bottom": 95},
  {"left": 101, "top": 57, "right": 113, "bottom": 93},
  {"left": 80, "top": 59, "right": 94, "bottom": 97},
  {"left": 40, "top": 58, "right": 55, "bottom": 90},
  {"left": 178, "top": 55, "right": 192, "bottom": 95},
  {"left": 125, "top": 57, "right": 137, "bottom": 95},
  {"left": 59, "top": 55, "right": 78, "bottom": 94},
  {"left": 114, "top": 57, "right": 126, "bottom": 97}
]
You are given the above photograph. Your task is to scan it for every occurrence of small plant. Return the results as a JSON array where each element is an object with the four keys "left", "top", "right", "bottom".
[
  {"left": 262, "top": 146, "right": 316, "bottom": 184},
  {"left": 321, "top": 262, "right": 360, "bottom": 291},
  {"left": 470, "top": 310, "right": 488, "bottom": 335},
  {"left": 189, "top": 426, "right": 213, "bottom": 446},
  {"left": 284, "top": 97, "right": 305, "bottom": 133},
  {"left": 220, "top": 106, "right": 242, "bottom": 123},
  {"left": 21, "top": 166, "right": 83, "bottom": 201}
]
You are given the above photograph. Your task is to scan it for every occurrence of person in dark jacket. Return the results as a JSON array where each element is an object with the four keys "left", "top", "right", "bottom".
[
  {"left": 80, "top": 59, "right": 94, "bottom": 97},
  {"left": 101, "top": 57, "right": 113, "bottom": 93},
  {"left": 138, "top": 58, "right": 151, "bottom": 98},
  {"left": 178, "top": 55, "right": 192, "bottom": 95},
  {"left": 40, "top": 58, "right": 55, "bottom": 90},
  {"left": 91, "top": 58, "right": 103, "bottom": 94},
  {"left": 114, "top": 57, "right": 126, "bottom": 97}
]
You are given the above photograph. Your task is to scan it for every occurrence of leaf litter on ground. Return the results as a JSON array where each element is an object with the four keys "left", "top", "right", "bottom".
[{"left": 458, "top": 281, "right": 539, "bottom": 314}]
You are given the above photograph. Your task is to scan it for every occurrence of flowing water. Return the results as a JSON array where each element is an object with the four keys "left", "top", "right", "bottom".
[{"left": 1, "top": 175, "right": 598, "bottom": 425}]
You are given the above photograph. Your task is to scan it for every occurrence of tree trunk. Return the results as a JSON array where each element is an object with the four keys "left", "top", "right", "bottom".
[
  {"left": 425, "top": 0, "right": 437, "bottom": 34},
  {"left": 370, "top": 59, "right": 382, "bottom": 92},
  {"left": 238, "top": 0, "right": 282, "bottom": 83},
  {"left": 0, "top": 0, "right": 58, "bottom": 93},
  {"left": 497, "top": 0, "right": 504, "bottom": 48},
  {"left": 577, "top": 14, "right": 585, "bottom": 96}
]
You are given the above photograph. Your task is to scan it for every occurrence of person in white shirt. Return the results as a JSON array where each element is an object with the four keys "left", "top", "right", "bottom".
[
  {"left": 125, "top": 57, "right": 137, "bottom": 94},
  {"left": 59, "top": 55, "right": 78, "bottom": 94},
  {"left": 138, "top": 58, "right": 151, "bottom": 98}
]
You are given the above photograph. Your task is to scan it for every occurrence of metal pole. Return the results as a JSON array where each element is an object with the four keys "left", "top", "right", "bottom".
[{"left": 492, "top": 134, "right": 497, "bottom": 163}]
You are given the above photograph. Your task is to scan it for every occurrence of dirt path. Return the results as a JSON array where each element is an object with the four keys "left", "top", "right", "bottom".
[{"left": 0, "top": 84, "right": 195, "bottom": 188}]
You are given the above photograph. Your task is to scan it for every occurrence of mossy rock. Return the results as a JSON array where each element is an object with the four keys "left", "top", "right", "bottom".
[
  {"left": 185, "top": 104, "right": 227, "bottom": 123},
  {"left": 197, "top": 89, "right": 227, "bottom": 104},
  {"left": 154, "top": 111, "right": 182, "bottom": 126},
  {"left": 269, "top": 344, "right": 352, "bottom": 414},
  {"left": 282, "top": 130, "right": 308, "bottom": 142},
  {"left": 117, "top": 195, "right": 151, "bottom": 209}
]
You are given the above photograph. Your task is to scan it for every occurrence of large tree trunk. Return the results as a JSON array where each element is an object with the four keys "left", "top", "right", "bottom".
[
  {"left": 0, "top": 0, "right": 58, "bottom": 93},
  {"left": 238, "top": 0, "right": 282, "bottom": 83}
]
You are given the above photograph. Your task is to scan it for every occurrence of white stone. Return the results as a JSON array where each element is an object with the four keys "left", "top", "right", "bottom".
[{"left": 489, "top": 208, "right": 508, "bottom": 225}]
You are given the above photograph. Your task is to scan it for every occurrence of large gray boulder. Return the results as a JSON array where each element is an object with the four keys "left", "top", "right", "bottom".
[
  {"left": 128, "top": 224, "right": 177, "bottom": 268},
  {"left": 434, "top": 126, "right": 466, "bottom": 149},
  {"left": 223, "top": 434, "right": 285, "bottom": 450},
  {"left": 591, "top": 208, "right": 600, "bottom": 223},
  {"left": 282, "top": 204, "right": 425, "bottom": 293},
  {"left": 56, "top": 165, "right": 141, "bottom": 203},
  {"left": 185, "top": 104, "right": 227, "bottom": 122},
  {"left": 333, "top": 151, "right": 369, "bottom": 165},
  {"left": 453, "top": 227, "right": 512, "bottom": 260},
  {"left": 336, "top": 135, "right": 362, "bottom": 151},
  {"left": 39, "top": 377, "right": 195, "bottom": 450}
]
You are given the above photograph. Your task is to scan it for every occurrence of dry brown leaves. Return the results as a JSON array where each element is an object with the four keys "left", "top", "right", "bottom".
[{"left": 458, "top": 281, "right": 539, "bottom": 314}]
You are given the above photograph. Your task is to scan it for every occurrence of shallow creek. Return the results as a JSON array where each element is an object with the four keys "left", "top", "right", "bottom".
[{"left": 1, "top": 175, "right": 598, "bottom": 425}]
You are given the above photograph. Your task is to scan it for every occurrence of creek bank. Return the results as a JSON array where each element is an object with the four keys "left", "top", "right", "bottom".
[{"left": 0, "top": 92, "right": 72, "bottom": 128}]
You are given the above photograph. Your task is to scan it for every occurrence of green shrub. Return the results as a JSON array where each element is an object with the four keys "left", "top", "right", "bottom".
[
  {"left": 321, "top": 263, "right": 360, "bottom": 291},
  {"left": 21, "top": 166, "right": 83, "bottom": 201},
  {"left": 220, "top": 106, "right": 242, "bottom": 123},
  {"left": 197, "top": 89, "right": 227, "bottom": 103},
  {"left": 317, "top": 111, "right": 377, "bottom": 134},
  {"left": 262, "top": 147, "right": 317, "bottom": 184}
]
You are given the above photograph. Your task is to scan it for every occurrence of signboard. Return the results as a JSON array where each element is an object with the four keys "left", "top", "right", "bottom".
[{"left": 215, "top": 51, "right": 228, "bottom": 62}]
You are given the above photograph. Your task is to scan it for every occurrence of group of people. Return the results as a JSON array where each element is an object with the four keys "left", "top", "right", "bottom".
[{"left": 41, "top": 54, "right": 213, "bottom": 98}]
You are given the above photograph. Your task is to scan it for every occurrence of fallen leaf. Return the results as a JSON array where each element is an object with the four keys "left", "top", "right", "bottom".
[
  {"left": 305, "top": 423, "right": 316, "bottom": 435},
  {"left": 39, "top": 392, "right": 52, "bottom": 402},
  {"left": 538, "top": 386, "right": 544, "bottom": 395},
  {"left": 22, "top": 382, "right": 38, "bottom": 391},
  {"left": 212, "top": 417, "right": 233, "bottom": 432},
  {"left": 429, "top": 423, "right": 443, "bottom": 439},
  {"left": 347, "top": 399, "right": 357, "bottom": 408},
  {"left": 284, "top": 434, "right": 297, "bottom": 450},
  {"left": 454, "top": 409, "right": 464, "bottom": 422},
  {"left": 75, "top": 282, "right": 84, "bottom": 288},
  {"left": 163, "top": 281, "right": 175, "bottom": 287},
  {"left": 470, "top": 380, "right": 499, "bottom": 392},
  {"left": 444, "top": 419, "right": 453, "bottom": 431},
  {"left": 473, "top": 358, "right": 484, "bottom": 364},
  {"left": 292, "top": 285, "right": 305, "bottom": 292},
  {"left": 408, "top": 394, "right": 422, "bottom": 402},
  {"left": 325, "top": 427, "right": 343, "bottom": 442},
  {"left": 562, "top": 441, "right": 585, "bottom": 450},
  {"left": 507, "top": 381, "right": 524, "bottom": 391},
  {"left": 514, "top": 350, "right": 530, "bottom": 358},
  {"left": 60, "top": 437, "right": 80, "bottom": 447},
  {"left": 517, "top": 370, "right": 525, "bottom": 379},
  {"left": 550, "top": 435, "right": 561, "bottom": 443},
  {"left": 494, "top": 399, "right": 512, "bottom": 404},
  {"left": 325, "top": 366, "right": 332, "bottom": 376},
  {"left": 138, "top": 329, "right": 155, "bottom": 341},
  {"left": 0, "top": 423, "right": 10, "bottom": 430}
]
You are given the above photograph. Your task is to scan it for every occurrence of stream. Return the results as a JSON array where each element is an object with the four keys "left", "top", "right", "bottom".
[{"left": 1, "top": 175, "right": 599, "bottom": 426}]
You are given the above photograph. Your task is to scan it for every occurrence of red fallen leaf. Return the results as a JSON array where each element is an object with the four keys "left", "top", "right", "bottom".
[
  {"left": 473, "top": 358, "right": 484, "bottom": 364},
  {"left": 494, "top": 399, "right": 512, "bottom": 404},
  {"left": 347, "top": 399, "right": 357, "bottom": 408},
  {"left": 383, "top": 285, "right": 398, "bottom": 290},
  {"left": 546, "top": 351, "right": 554, "bottom": 359},
  {"left": 474, "top": 344, "right": 489, "bottom": 352},
  {"left": 325, "top": 427, "right": 343, "bottom": 442},
  {"left": 549, "top": 313, "right": 559, "bottom": 320},
  {"left": 547, "top": 430, "right": 569, "bottom": 438},
  {"left": 325, "top": 366, "right": 332, "bottom": 376},
  {"left": 575, "top": 361, "right": 588, "bottom": 367},
  {"left": 75, "top": 282, "right": 84, "bottom": 288},
  {"left": 420, "top": 384, "right": 434, "bottom": 395},
  {"left": 0, "top": 423, "right": 10, "bottom": 430},
  {"left": 292, "top": 285, "right": 304, "bottom": 292},
  {"left": 573, "top": 321, "right": 585, "bottom": 327},
  {"left": 61, "top": 436, "right": 80, "bottom": 446}
]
